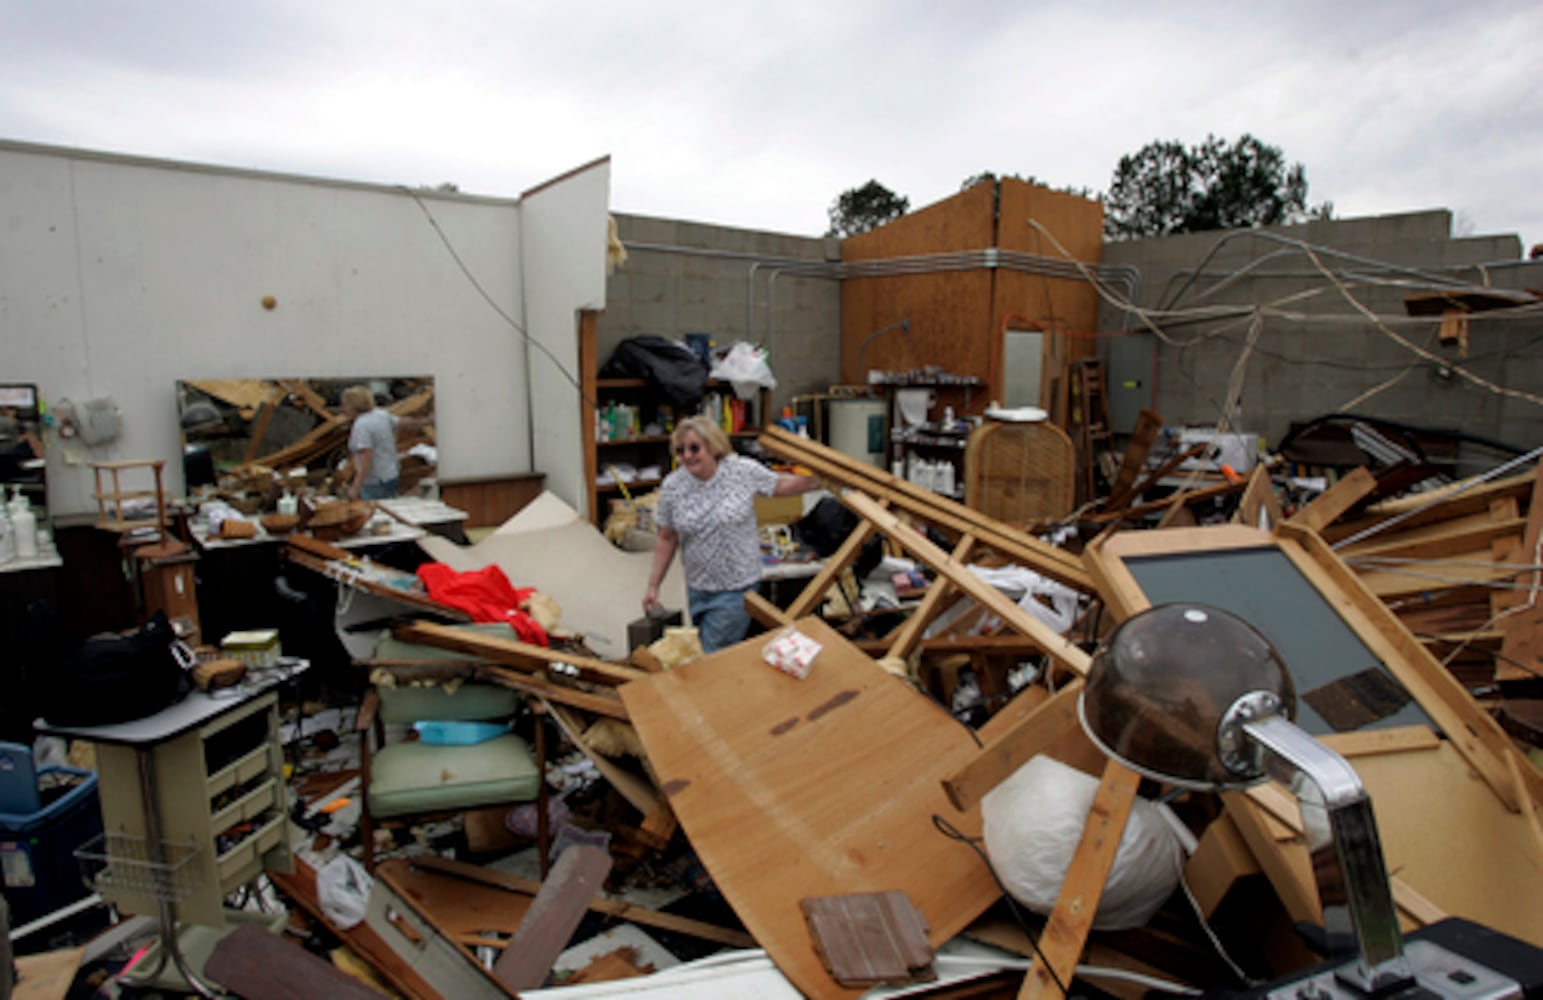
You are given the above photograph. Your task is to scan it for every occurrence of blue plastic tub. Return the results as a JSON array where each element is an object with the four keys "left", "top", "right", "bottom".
[{"left": 0, "top": 744, "right": 104, "bottom": 927}]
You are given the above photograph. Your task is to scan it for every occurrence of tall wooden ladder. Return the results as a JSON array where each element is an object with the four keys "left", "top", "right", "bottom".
[{"left": 1068, "top": 359, "right": 1114, "bottom": 504}]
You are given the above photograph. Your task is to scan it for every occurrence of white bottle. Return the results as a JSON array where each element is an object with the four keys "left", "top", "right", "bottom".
[
  {"left": 10, "top": 486, "right": 37, "bottom": 560},
  {"left": 0, "top": 505, "right": 13, "bottom": 564},
  {"left": 277, "top": 489, "right": 298, "bottom": 516}
]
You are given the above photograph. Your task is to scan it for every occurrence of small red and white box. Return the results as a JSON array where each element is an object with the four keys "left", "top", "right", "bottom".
[{"left": 762, "top": 628, "right": 822, "bottom": 680}]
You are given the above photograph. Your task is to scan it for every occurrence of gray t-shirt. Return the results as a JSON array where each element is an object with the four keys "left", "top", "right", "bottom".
[
  {"left": 348, "top": 408, "right": 400, "bottom": 485},
  {"left": 656, "top": 454, "right": 779, "bottom": 592}
]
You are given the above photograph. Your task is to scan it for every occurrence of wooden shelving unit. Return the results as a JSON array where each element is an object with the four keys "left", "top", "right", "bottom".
[{"left": 579, "top": 312, "right": 770, "bottom": 526}]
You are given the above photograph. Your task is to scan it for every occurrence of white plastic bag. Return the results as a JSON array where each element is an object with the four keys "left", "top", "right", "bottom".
[
  {"left": 709, "top": 341, "right": 777, "bottom": 399},
  {"left": 316, "top": 854, "right": 373, "bottom": 929},
  {"left": 981, "top": 755, "right": 1183, "bottom": 930}
]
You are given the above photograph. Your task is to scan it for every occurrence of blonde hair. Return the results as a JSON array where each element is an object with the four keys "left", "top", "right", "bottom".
[
  {"left": 341, "top": 385, "right": 376, "bottom": 413},
  {"left": 671, "top": 414, "right": 732, "bottom": 458}
]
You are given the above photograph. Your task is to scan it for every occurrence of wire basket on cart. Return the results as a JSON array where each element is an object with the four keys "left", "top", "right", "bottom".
[{"left": 75, "top": 832, "right": 202, "bottom": 903}]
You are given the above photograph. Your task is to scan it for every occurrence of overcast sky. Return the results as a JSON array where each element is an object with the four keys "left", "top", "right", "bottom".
[{"left": 1, "top": 1, "right": 1538, "bottom": 251}]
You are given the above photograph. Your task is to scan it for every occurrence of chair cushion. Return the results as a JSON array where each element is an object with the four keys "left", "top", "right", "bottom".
[
  {"left": 366, "top": 733, "right": 541, "bottom": 818},
  {"left": 377, "top": 683, "right": 522, "bottom": 725}
]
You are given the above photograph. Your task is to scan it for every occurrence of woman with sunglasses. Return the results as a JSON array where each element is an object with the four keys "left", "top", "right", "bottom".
[{"left": 644, "top": 414, "right": 818, "bottom": 652}]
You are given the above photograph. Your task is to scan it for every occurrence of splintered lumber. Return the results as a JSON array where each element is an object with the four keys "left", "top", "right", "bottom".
[
  {"left": 841, "top": 491, "right": 1091, "bottom": 678},
  {"left": 619, "top": 616, "right": 999, "bottom": 999},
  {"left": 1019, "top": 761, "right": 1141, "bottom": 1000},
  {"left": 206, "top": 924, "right": 388, "bottom": 1000},
  {"left": 395, "top": 621, "right": 648, "bottom": 687},
  {"left": 1100, "top": 408, "right": 1163, "bottom": 513},
  {"left": 493, "top": 845, "right": 614, "bottom": 992},
  {"left": 759, "top": 427, "right": 1091, "bottom": 592},
  {"left": 1288, "top": 467, "right": 1377, "bottom": 533}
]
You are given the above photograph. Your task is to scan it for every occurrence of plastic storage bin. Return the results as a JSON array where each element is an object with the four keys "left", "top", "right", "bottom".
[{"left": 0, "top": 743, "right": 104, "bottom": 926}]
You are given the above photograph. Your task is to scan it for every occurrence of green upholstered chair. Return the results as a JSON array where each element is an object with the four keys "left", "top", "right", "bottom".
[{"left": 356, "top": 625, "right": 549, "bottom": 870}]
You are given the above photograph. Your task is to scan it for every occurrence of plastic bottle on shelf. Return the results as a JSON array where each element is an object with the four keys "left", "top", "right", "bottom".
[
  {"left": 0, "top": 504, "right": 13, "bottom": 564},
  {"left": 10, "top": 486, "right": 37, "bottom": 559}
]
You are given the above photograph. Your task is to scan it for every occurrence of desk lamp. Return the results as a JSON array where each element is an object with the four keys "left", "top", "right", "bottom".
[{"left": 1079, "top": 603, "right": 1540, "bottom": 999}]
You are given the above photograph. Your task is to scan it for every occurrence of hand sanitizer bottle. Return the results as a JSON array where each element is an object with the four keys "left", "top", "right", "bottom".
[{"left": 10, "top": 486, "right": 37, "bottom": 559}]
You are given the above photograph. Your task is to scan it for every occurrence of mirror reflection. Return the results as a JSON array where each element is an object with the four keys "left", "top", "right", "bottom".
[{"left": 176, "top": 377, "right": 436, "bottom": 506}]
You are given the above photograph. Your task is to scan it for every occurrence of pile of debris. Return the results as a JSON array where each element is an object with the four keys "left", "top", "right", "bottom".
[{"left": 259, "top": 427, "right": 1542, "bottom": 998}]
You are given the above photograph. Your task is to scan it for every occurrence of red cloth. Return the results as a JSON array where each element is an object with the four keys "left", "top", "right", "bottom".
[{"left": 416, "top": 562, "right": 550, "bottom": 647}]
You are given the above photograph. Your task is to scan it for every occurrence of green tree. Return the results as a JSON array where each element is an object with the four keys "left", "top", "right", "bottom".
[
  {"left": 1104, "top": 134, "right": 1325, "bottom": 240},
  {"left": 960, "top": 172, "right": 1093, "bottom": 199},
  {"left": 826, "top": 180, "right": 910, "bottom": 237}
]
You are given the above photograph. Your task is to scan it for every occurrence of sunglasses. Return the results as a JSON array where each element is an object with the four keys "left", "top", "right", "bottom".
[{"left": 674, "top": 442, "right": 703, "bottom": 456}]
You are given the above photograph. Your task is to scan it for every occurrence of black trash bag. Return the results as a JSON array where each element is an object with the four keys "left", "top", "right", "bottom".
[
  {"left": 599, "top": 336, "right": 710, "bottom": 411},
  {"left": 792, "top": 497, "right": 884, "bottom": 580},
  {"left": 32, "top": 604, "right": 194, "bottom": 728}
]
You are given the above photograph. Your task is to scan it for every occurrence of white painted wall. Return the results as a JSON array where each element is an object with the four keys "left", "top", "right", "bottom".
[
  {"left": 521, "top": 157, "right": 612, "bottom": 510},
  {"left": 0, "top": 141, "right": 609, "bottom": 516}
]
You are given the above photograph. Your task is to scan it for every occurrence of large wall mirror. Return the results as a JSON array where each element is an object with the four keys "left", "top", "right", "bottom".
[{"left": 176, "top": 376, "right": 436, "bottom": 500}]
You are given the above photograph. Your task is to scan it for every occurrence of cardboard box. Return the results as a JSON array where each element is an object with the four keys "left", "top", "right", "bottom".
[
  {"left": 221, "top": 629, "right": 281, "bottom": 668},
  {"left": 755, "top": 494, "right": 803, "bottom": 526}
]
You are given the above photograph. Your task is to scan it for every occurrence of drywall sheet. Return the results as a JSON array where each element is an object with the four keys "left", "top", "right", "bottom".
[
  {"left": 618, "top": 616, "right": 998, "bottom": 999},
  {"left": 1122, "top": 547, "right": 1433, "bottom": 736},
  {"left": 417, "top": 491, "right": 683, "bottom": 657}
]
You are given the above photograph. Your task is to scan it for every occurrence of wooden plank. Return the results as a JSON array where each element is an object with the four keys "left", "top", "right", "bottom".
[
  {"left": 1019, "top": 761, "right": 1141, "bottom": 999},
  {"left": 1235, "top": 463, "right": 1283, "bottom": 530},
  {"left": 206, "top": 923, "right": 388, "bottom": 999},
  {"left": 1288, "top": 466, "right": 1378, "bottom": 533},
  {"left": 267, "top": 857, "right": 443, "bottom": 1000},
  {"left": 493, "top": 844, "right": 614, "bottom": 992},
  {"left": 760, "top": 428, "right": 1092, "bottom": 591},
  {"left": 285, "top": 547, "right": 471, "bottom": 621},
  {"left": 1499, "top": 462, "right": 1543, "bottom": 680},
  {"left": 1339, "top": 513, "right": 1525, "bottom": 563},
  {"left": 885, "top": 535, "right": 975, "bottom": 663},
  {"left": 546, "top": 702, "right": 659, "bottom": 816},
  {"left": 362, "top": 660, "right": 628, "bottom": 721},
  {"left": 942, "top": 680, "right": 1084, "bottom": 813},
  {"left": 1321, "top": 725, "right": 1439, "bottom": 758},
  {"left": 618, "top": 616, "right": 999, "bottom": 999},
  {"left": 787, "top": 517, "right": 881, "bottom": 619},
  {"left": 1101, "top": 408, "right": 1163, "bottom": 512},
  {"left": 395, "top": 621, "right": 647, "bottom": 687},
  {"left": 11, "top": 946, "right": 85, "bottom": 1000},
  {"left": 842, "top": 491, "right": 1091, "bottom": 679},
  {"left": 746, "top": 589, "right": 794, "bottom": 628},
  {"left": 411, "top": 855, "right": 756, "bottom": 950}
]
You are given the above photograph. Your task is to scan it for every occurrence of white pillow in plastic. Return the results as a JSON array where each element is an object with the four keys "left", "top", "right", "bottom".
[{"left": 981, "top": 755, "right": 1183, "bottom": 930}]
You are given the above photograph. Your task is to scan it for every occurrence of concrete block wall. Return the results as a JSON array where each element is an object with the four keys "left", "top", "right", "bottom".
[
  {"left": 1099, "top": 210, "right": 1543, "bottom": 474},
  {"left": 598, "top": 213, "right": 843, "bottom": 416}
]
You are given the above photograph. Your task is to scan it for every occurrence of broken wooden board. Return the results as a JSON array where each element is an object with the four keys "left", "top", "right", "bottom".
[
  {"left": 800, "top": 891, "right": 935, "bottom": 988},
  {"left": 758, "top": 427, "right": 1092, "bottom": 592},
  {"left": 395, "top": 621, "right": 648, "bottom": 687},
  {"left": 494, "top": 844, "right": 614, "bottom": 992},
  {"left": 618, "top": 616, "right": 999, "bottom": 999},
  {"left": 1021, "top": 760, "right": 1141, "bottom": 1000}
]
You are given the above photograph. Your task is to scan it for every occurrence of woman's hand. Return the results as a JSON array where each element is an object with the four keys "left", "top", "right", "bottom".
[{"left": 643, "top": 584, "right": 662, "bottom": 615}]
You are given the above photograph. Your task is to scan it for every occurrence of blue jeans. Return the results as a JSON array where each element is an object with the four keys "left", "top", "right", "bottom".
[
  {"left": 688, "top": 586, "right": 753, "bottom": 653},
  {"left": 360, "top": 478, "right": 399, "bottom": 500}
]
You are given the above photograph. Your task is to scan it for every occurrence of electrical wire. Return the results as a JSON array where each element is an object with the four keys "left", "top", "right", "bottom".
[
  {"left": 399, "top": 186, "right": 602, "bottom": 414},
  {"left": 930, "top": 813, "right": 1071, "bottom": 997}
]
